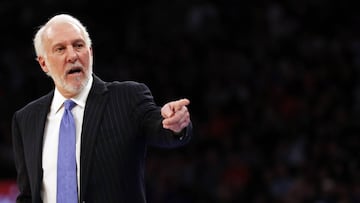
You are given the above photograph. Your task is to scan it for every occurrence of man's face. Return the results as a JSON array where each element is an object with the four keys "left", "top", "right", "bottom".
[{"left": 38, "top": 22, "right": 93, "bottom": 98}]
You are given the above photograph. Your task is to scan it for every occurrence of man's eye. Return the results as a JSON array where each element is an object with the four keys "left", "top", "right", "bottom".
[
  {"left": 75, "top": 44, "right": 84, "bottom": 48},
  {"left": 55, "top": 47, "right": 64, "bottom": 52}
]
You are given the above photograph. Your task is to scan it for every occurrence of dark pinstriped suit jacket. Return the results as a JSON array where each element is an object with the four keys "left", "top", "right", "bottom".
[{"left": 12, "top": 75, "right": 192, "bottom": 203}]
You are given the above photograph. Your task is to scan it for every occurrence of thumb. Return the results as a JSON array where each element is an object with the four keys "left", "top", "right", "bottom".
[{"left": 161, "top": 103, "right": 173, "bottom": 118}]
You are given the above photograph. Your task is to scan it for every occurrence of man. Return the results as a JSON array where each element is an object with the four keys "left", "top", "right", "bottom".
[{"left": 12, "top": 13, "right": 192, "bottom": 203}]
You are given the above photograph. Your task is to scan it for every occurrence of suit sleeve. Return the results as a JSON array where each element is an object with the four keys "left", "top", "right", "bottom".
[
  {"left": 130, "top": 82, "right": 192, "bottom": 148},
  {"left": 12, "top": 112, "right": 32, "bottom": 203}
]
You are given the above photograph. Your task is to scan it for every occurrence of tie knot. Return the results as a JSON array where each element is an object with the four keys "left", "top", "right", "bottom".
[{"left": 64, "top": 99, "right": 76, "bottom": 111}]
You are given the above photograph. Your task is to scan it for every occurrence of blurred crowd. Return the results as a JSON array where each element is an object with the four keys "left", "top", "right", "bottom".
[{"left": 1, "top": 0, "right": 360, "bottom": 202}]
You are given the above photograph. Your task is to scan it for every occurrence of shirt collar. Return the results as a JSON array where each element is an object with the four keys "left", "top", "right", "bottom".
[{"left": 52, "top": 75, "right": 94, "bottom": 114}]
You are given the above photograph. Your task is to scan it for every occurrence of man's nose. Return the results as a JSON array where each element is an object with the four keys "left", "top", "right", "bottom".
[{"left": 66, "top": 47, "right": 78, "bottom": 63}]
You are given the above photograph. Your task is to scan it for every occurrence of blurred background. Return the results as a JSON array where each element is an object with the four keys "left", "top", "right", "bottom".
[{"left": 1, "top": 0, "right": 360, "bottom": 202}]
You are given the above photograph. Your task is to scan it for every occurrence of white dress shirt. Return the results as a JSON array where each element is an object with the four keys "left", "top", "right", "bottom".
[{"left": 41, "top": 76, "right": 93, "bottom": 203}]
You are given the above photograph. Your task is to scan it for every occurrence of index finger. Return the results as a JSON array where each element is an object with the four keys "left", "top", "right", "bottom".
[{"left": 173, "top": 98, "right": 190, "bottom": 111}]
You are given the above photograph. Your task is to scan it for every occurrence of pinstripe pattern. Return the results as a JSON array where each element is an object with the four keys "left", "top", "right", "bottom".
[{"left": 12, "top": 75, "right": 192, "bottom": 203}]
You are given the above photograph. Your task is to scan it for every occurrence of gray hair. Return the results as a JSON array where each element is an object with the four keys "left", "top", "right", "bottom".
[{"left": 33, "top": 14, "right": 92, "bottom": 57}]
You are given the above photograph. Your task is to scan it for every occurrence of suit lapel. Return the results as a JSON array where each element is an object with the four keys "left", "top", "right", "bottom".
[
  {"left": 80, "top": 75, "right": 108, "bottom": 200},
  {"left": 31, "top": 91, "right": 54, "bottom": 199}
]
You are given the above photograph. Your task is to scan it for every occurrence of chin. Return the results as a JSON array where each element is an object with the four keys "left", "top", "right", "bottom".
[
  {"left": 58, "top": 73, "right": 90, "bottom": 95},
  {"left": 62, "top": 80, "right": 86, "bottom": 95}
]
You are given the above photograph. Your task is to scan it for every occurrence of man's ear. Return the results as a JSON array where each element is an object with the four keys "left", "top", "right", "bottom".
[{"left": 37, "top": 56, "right": 49, "bottom": 73}]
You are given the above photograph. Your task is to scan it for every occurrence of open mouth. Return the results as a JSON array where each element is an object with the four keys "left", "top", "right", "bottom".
[{"left": 67, "top": 67, "right": 82, "bottom": 75}]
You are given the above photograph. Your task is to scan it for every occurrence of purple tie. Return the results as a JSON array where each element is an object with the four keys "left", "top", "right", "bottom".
[{"left": 57, "top": 99, "right": 78, "bottom": 203}]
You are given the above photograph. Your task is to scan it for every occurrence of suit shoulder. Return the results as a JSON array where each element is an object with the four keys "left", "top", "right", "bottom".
[
  {"left": 15, "top": 92, "right": 52, "bottom": 115},
  {"left": 107, "top": 80, "right": 150, "bottom": 91},
  {"left": 104, "top": 80, "right": 154, "bottom": 102}
]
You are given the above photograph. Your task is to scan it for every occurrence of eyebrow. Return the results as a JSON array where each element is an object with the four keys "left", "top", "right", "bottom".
[{"left": 52, "top": 39, "right": 85, "bottom": 47}]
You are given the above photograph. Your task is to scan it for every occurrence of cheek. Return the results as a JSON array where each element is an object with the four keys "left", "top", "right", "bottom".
[
  {"left": 47, "top": 63, "right": 65, "bottom": 77},
  {"left": 81, "top": 54, "right": 92, "bottom": 69},
  {"left": 48, "top": 57, "right": 65, "bottom": 70}
]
